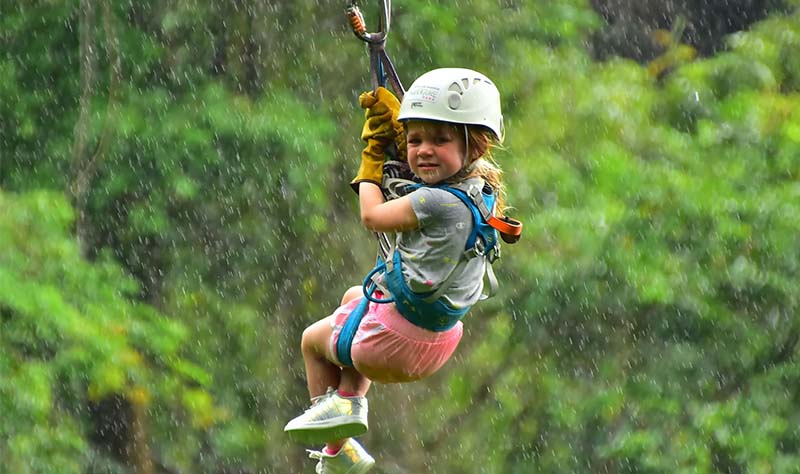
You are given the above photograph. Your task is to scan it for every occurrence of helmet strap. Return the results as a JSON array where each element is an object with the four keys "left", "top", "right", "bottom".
[{"left": 463, "top": 124, "right": 470, "bottom": 168}]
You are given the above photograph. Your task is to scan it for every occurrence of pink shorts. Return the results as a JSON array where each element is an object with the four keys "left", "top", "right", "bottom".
[{"left": 329, "top": 296, "right": 463, "bottom": 384}]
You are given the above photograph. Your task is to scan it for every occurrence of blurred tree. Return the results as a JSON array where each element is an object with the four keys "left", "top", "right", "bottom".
[
  {"left": 646, "top": 16, "right": 698, "bottom": 79},
  {"left": 0, "top": 190, "right": 210, "bottom": 473},
  {"left": 590, "top": 0, "right": 788, "bottom": 61},
  {"left": 2, "top": 0, "right": 800, "bottom": 472}
]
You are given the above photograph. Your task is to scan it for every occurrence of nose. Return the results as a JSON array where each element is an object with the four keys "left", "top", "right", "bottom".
[{"left": 417, "top": 139, "right": 434, "bottom": 157}]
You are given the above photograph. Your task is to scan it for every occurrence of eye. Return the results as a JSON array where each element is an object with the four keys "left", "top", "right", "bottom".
[{"left": 434, "top": 135, "right": 452, "bottom": 145}]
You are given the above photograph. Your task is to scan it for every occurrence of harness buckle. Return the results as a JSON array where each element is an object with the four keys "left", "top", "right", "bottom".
[
  {"left": 488, "top": 244, "right": 501, "bottom": 263},
  {"left": 463, "top": 236, "right": 487, "bottom": 260},
  {"left": 465, "top": 184, "right": 482, "bottom": 201}
]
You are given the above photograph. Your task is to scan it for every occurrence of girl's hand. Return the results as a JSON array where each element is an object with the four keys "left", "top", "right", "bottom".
[{"left": 351, "top": 87, "right": 403, "bottom": 193}]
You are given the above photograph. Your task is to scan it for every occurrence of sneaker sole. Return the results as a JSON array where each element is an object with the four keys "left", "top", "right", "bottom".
[
  {"left": 347, "top": 459, "right": 376, "bottom": 474},
  {"left": 285, "top": 420, "right": 368, "bottom": 444}
]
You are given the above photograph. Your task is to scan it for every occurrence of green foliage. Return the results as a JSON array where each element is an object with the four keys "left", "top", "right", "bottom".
[
  {"left": 445, "top": 8, "right": 800, "bottom": 474},
  {"left": 3, "top": 1, "right": 800, "bottom": 473},
  {"left": 0, "top": 190, "right": 211, "bottom": 473}
]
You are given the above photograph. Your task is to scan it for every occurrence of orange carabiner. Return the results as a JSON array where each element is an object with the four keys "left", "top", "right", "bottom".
[
  {"left": 344, "top": 0, "right": 404, "bottom": 98},
  {"left": 345, "top": 0, "right": 390, "bottom": 44}
]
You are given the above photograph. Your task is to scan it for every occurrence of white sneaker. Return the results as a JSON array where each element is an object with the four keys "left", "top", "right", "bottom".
[
  {"left": 307, "top": 438, "right": 375, "bottom": 474},
  {"left": 284, "top": 388, "right": 368, "bottom": 444}
]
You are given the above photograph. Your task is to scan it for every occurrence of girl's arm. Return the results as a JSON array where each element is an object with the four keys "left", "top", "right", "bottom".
[{"left": 359, "top": 182, "right": 418, "bottom": 232}]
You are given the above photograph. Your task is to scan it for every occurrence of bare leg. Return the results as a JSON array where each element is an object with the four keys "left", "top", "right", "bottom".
[
  {"left": 300, "top": 316, "right": 340, "bottom": 398},
  {"left": 300, "top": 286, "right": 374, "bottom": 453},
  {"left": 340, "top": 366, "right": 372, "bottom": 396},
  {"left": 301, "top": 286, "right": 368, "bottom": 397}
]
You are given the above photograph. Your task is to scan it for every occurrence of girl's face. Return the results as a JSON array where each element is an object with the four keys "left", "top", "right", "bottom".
[{"left": 405, "top": 121, "right": 466, "bottom": 184}]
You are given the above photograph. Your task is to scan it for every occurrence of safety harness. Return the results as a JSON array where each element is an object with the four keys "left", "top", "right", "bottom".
[
  {"left": 336, "top": 180, "right": 522, "bottom": 366},
  {"left": 336, "top": 1, "right": 522, "bottom": 367}
]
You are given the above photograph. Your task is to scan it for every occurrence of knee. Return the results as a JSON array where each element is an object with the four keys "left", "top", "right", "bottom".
[
  {"left": 300, "top": 326, "right": 312, "bottom": 353},
  {"left": 300, "top": 323, "right": 323, "bottom": 356},
  {"left": 341, "top": 285, "right": 363, "bottom": 306}
]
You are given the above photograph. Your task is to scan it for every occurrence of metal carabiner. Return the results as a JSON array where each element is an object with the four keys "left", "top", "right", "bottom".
[
  {"left": 346, "top": 0, "right": 390, "bottom": 44},
  {"left": 344, "top": 0, "right": 404, "bottom": 264},
  {"left": 344, "top": 0, "right": 404, "bottom": 98}
]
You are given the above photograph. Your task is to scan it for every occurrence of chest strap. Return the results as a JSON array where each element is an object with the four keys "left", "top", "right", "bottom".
[{"left": 384, "top": 250, "right": 468, "bottom": 332}]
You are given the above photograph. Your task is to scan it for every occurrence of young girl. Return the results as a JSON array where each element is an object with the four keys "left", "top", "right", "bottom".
[{"left": 285, "top": 68, "right": 519, "bottom": 473}]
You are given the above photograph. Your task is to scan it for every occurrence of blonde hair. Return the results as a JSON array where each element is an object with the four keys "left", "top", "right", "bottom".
[{"left": 459, "top": 125, "right": 508, "bottom": 215}]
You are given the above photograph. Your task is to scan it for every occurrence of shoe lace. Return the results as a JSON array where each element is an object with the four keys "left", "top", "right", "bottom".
[
  {"left": 307, "top": 449, "right": 330, "bottom": 474},
  {"left": 307, "top": 387, "right": 337, "bottom": 410},
  {"left": 307, "top": 448, "right": 325, "bottom": 461}
]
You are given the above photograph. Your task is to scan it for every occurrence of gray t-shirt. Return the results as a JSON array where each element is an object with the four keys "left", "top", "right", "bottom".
[{"left": 395, "top": 177, "right": 487, "bottom": 309}]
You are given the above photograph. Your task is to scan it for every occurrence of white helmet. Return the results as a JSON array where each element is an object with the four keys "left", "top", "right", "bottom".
[{"left": 398, "top": 68, "right": 504, "bottom": 139}]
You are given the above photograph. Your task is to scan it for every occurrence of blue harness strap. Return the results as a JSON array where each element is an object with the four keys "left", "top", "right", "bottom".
[
  {"left": 336, "top": 182, "right": 500, "bottom": 367},
  {"left": 335, "top": 258, "right": 393, "bottom": 368},
  {"left": 385, "top": 250, "right": 468, "bottom": 331},
  {"left": 335, "top": 296, "right": 369, "bottom": 367},
  {"left": 434, "top": 184, "right": 498, "bottom": 256}
]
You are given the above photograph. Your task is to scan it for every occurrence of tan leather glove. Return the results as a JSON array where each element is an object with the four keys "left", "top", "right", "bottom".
[
  {"left": 350, "top": 87, "right": 403, "bottom": 193},
  {"left": 393, "top": 126, "right": 407, "bottom": 162}
]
